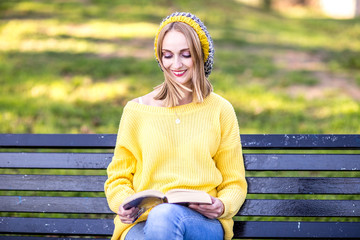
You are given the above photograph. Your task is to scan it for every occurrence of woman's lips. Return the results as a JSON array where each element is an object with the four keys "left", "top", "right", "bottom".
[{"left": 172, "top": 70, "right": 187, "bottom": 77}]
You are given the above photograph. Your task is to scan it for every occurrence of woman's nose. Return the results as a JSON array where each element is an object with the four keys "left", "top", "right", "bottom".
[{"left": 173, "top": 56, "right": 183, "bottom": 69}]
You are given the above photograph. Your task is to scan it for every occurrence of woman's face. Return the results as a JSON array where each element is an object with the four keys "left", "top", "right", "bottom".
[{"left": 161, "top": 30, "right": 194, "bottom": 85}]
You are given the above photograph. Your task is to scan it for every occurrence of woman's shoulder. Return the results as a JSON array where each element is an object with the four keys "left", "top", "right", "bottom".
[
  {"left": 129, "top": 90, "right": 163, "bottom": 107},
  {"left": 130, "top": 97, "right": 140, "bottom": 104},
  {"left": 209, "top": 92, "right": 234, "bottom": 108}
]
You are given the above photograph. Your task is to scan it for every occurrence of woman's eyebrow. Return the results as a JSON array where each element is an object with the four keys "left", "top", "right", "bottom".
[{"left": 162, "top": 48, "right": 190, "bottom": 52}]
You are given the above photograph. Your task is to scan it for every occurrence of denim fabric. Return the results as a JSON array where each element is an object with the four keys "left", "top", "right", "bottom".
[{"left": 125, "top": 203, "right": 223, "bottom": 240}]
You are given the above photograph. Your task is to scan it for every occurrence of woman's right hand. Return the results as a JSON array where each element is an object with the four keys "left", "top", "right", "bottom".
[{"left": 118, "top": 205, "right": 139, "bottom": 224}]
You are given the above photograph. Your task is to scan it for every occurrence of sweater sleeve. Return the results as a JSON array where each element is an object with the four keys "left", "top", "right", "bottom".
[
  {"left": 104, "top": 107, "right": 137, "bottom": 214},
  {"left": 214, "top": 101, "right": 247, "bottom": 219}
]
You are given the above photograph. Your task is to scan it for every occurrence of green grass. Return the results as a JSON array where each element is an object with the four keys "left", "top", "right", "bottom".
[{"left": 1, "top": 0, "right": 360, "bottom": 134}]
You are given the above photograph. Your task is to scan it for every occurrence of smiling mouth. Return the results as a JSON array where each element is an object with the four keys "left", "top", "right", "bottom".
[{"left": 172, "top": 70, "right": 187, "bottom": 77}]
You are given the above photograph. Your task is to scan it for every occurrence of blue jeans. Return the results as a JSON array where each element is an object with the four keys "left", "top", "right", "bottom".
[{"left": 125, "top": 203, "right": 224, "bottom": 240}]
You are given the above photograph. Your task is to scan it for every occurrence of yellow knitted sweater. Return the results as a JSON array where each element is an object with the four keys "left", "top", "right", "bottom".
[{"left": 104, "top": 92, "right": 247, "bottom": 240}]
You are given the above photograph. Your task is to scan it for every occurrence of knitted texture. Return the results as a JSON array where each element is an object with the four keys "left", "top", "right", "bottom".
[
  {"left": 154, "top": 12, "right": 214, "bottom": 77},
  {"left": 104, "top": 93, "right": 247, "bottom": 240}
]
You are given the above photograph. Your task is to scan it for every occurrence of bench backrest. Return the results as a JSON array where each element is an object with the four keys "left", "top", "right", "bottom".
[{"left": 0, "top": 134, "right": 359, "bottom": 239}]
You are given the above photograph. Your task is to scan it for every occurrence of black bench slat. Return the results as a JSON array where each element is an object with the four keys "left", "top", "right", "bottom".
[
  {"left": 0, "top": 153, "right": 112, "bottom": 169},
  {"left": 0, "top": 217, "right": 113, "bottom": 235},
  {"left": 2, "top": 134, "right": 360, "bottom": 149},
  {"left": 1, "top": 217, "right": 359, "bottom": 239},
  {"left": 247, "top": 177, "right": 360, "bottom": 194},
  {"left": 241, "top": 134, "right": 360, "bottom": 149},
  {"left": 233, "top": 221, "right": 360, "bottom": 239},
  {"left": 0, "top": 175, "right": 107, "bottom": 192},
  {"left": 239, "top": 199, "right": 360, "bottom": 217},
  {"left": 2, "top": 196, "right": 359, "bottom": 217},
  {"left": 0, "top": 134, "right": 116, "bottom": 149},
  {"left": 245, "top": 154, "right": 360, "bottom": 171},
  {"left": 2, "top": 175, "right": 360, "bottom": 194},
  {"left": 0, "top": 196, "right": 112, "bottom": 214},
  {"left": 2, "top": 152, "right": 359, "bottom": 171}
]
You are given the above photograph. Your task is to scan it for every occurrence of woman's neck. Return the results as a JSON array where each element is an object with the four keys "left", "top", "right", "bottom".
[
  {"left": 142, "top": 89, "right": 193, "bottom": 108},
  {"left": 177, "top": 92, "right": 193, "bottom": 106}
]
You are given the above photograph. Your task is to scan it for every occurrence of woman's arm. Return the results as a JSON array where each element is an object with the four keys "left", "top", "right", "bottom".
[
  {"left": 104, "top": 107, "right": 138, "bottom": 214},
  {"left": 213, "top": 101, "right": 247, "bottom": 219},
  {"left": 104, "top": 146, "right": 136, "bottom": 214}
]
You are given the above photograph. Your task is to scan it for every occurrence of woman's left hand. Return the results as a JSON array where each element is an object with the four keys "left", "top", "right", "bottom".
[{"left": 188, "top": 195, "right": 224, "bottom": 219}]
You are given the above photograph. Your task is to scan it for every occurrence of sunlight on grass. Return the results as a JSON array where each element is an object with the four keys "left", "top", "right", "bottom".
[
  {"left": 0, "top": 19, "right": 157, "bottom": 54},
  {"left": 0, "top": 110, "right": 35, "bottom": 133},
  {"left": 228, "top": 15, "right": 360, "bottom": 51},
  {"left": 211, "top": 71, "right": 360, "bottom": 134},
  {"left": 29, "top": 77, "right": 129, "bottom": 103},
  {"left": 329, "top": 98, "right": 360, "bottom": 115},
  {"left": 311, "top": 97, "right": 359, "bottom": 119},
  {"left": 0, "top": 112, "right": 17, "bottom": 127},
  {"left": 12, "top": 1, "right": 56, "bottom": 14},
  {"left": 45, "top": 21, "right": 158, "bottom": 39},
  {"left": 229, "top": 84, "right": 306, "bottom": 117},
  {"left": 20, "top": 37, "right": 116, "bottom": 54}
]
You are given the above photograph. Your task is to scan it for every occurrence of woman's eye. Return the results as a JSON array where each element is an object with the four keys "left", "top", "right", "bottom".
[
  {"left": 163, "top": 54, "right": 172, "bottom": 59},
  {"left": 182, "top": 52, "right": 191, "bottom": 58}
]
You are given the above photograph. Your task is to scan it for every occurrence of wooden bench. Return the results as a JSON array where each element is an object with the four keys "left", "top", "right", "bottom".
[{"left": 0, "top": 134, "right": 359, "bottom": 239}]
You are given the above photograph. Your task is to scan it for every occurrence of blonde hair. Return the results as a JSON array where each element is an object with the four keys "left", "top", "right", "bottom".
[{"left": 154, "top": 22, "right": 213, "bottom": 107}]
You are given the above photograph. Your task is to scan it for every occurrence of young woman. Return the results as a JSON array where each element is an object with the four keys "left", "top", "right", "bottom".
[{"left": 104, "top": 12, "right": 247, "bottom": 240}]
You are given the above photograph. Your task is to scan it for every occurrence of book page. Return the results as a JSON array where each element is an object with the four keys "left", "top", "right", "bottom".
[
  {"left": 122, "top": 189, "right": 165, "bottom": 209},
  {"left": 166, "top": 189, "right": 212, "bottom": 204}
]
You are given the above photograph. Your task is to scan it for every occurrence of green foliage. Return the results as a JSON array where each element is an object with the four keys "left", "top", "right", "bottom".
[{"left": 0, "top": 0, "right": 359, "bottom": 134}]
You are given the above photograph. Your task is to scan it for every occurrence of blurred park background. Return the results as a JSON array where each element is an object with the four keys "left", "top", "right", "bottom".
[{"left": 1, "top": 0, "right": 360, "bottom": 134}]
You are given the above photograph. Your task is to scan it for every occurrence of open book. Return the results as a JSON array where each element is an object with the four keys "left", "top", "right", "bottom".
[{"left": 121, "top": 189, "right": 212, "bottom": 221}]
